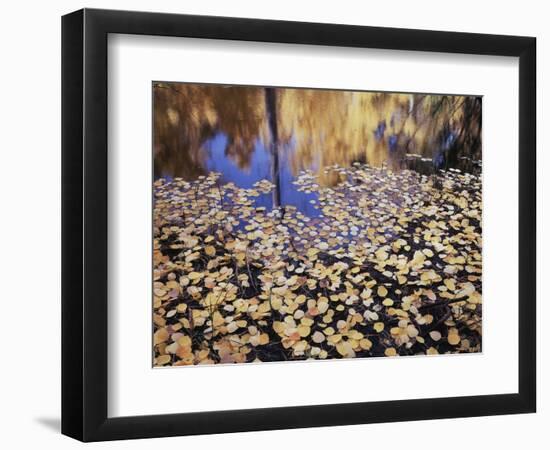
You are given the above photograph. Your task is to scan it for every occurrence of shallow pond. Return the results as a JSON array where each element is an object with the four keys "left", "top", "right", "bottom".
[{"left": 153, "top": 84, "right": 482, "bottom": 218}]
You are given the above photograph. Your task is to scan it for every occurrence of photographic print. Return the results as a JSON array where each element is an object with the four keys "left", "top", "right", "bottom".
[{"left": 152, "top": 83, "right": 482, "bottom": 367}]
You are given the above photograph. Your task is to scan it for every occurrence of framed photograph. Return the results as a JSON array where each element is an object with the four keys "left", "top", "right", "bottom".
[{"left": 62, "top": 8, "right": 536, "bottom": 441}]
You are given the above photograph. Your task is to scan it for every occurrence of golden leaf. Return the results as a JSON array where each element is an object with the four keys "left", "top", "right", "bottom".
[
  {"left": 359, "top": 338, "right": 373, "bottom": 350},
  {"left": 312, "top": 331, "right": 326, "bottom": 343},
  {"left": 155, "top": 355, "right": 171, "bottom": 365},
  {"left": 154, "top": 328, "right": 169, "bottom": 345},
  {"left": 377, "top": 286, "right": 388, "bottom": 297},
  {"left": 447, "top": 329, "right": 461, "bottom": 345},
  {"left": 429, "top": 331, "right": 442, "bottom": 341}
]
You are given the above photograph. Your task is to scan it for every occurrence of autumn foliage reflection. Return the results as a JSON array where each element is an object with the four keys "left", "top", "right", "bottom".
[{"left": 153, "top": 82, "right": 481, "bottom": 183}]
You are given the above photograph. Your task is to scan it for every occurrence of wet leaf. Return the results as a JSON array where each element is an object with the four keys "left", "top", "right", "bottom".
[
  {"left": 429, "top": 331, "right": 442, "bottom": 342},
  {"left": 377, "top": 286, "right": 388, "bottom": 297},
  {"left": 312, "top": 331, "right": 325, "bottom": 343},
  {"left": 154, "top": 328, "right": 169, "bottom": 345},
  {"left": 359, "top": 338, "right": 372, "bottom": 350},
  {"left": 155, "top": 355, "right": 171, "bottom": 365},
  {"left": 153, "top": 125, "right": 482, "bottom": 366},
  {"left": 448, "top": 329, "right": 461, "bottom": 345}
]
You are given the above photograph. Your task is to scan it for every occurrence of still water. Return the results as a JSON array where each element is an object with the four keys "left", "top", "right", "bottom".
[{"left": 153, "top": 83, "right": 481, "bottom": 217}]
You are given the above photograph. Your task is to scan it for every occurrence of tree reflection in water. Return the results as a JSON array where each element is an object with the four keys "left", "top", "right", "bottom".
[{"left": 154, "top": 82, "right": 481, "bottom": 185}]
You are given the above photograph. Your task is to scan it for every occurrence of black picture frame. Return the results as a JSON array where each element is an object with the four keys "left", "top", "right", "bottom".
[{"left": 62, "top": 8, "right": 536, "bottom": 442}]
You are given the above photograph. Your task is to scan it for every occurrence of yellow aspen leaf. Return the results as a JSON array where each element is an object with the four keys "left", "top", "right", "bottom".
[
  {"left": 336, "top": 342, "right": 355, "bottom": 358},
  {"left": 377, "top": 286, "right": 388, "bottom": 297},
  {"left": 226, "top": 322, "right": 238, "bottom": 333},
  {"left": 448, "top": 329, "right": 461, "bottom": 345},
  {"left": 273, "top": 321, "right": 285, "bottom": 334},
  {"left": 422, "top": 248, "right": 434, "bottom": 257},
  {"left": 406, "top": 325, "right": 419, "bottom": 338},
  {"left": 375, "top": 248, "right": 388, "bottom": 261},
  {"left": 359, "top": 338, "right": 373, "bottom": 350},
  {"left": 429, "top": 331, "right": 442, "bottom": 341},
  {"left": 312, "top": 331, "right": 325, "bottom": 343},
  {"left": 271, "top": 297, "right": 283, "bottom": 310},
  {"left": 155, "top": 355, "right": 171, "bottom": 365},
  {"left": 177, "top": 335, "right": 192, "bottom": 348},
  {"left": 424, "top": 289, "right": 436, "bottom": 301},
  {"left": 297, "top": 324, "right": 311, "bottom": 337},
  {"left": 420, "top": 270, "right": 437, "bottom": 282},
  {"left": 348, "top": 330, "right": 364, "bottom": 340},
  {"left": 444, "top": 279, "right": 456, "bottom": 291},
  {"left": 212, "top": 312, "right": 225, "bottom": 328},
  {"left": 165, "top": 342, "right": 179, "bottom": 354},
  {"left": 154, "top": 328, "right": 169, "bottom": 345},
  {"left": 293, "top": 340, "right": 307, "bottom": 353}
]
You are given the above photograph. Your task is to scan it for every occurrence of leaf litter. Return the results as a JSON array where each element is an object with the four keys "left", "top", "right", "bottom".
[{"left": 153, "top": 163, "right": 481, "bottom": 366}]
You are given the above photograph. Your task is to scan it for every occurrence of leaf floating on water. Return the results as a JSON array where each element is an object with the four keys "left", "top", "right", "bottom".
[{"left": 375, "top": 248, "right": 388, "bottom": 261}]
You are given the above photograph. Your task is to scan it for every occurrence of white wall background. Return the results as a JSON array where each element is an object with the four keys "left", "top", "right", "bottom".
[{"left": 0, "top": 0, "right": 546, "bottom": 448}]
